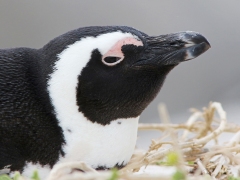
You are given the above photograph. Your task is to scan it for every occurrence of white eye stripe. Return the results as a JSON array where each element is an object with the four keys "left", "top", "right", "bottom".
[
  {"left": 45, "top": 31, "right": 142, "bottom": 175},
  {"left": 47, "top": 32, "right": 141, "bottom": 169},
  {"left": 47, "top": 33, "right": 141, "bottom": 118}
]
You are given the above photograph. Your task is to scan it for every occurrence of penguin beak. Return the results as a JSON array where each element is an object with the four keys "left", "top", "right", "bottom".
[{"left": 134, "top": 31, "right": 210, "bottom": 67}]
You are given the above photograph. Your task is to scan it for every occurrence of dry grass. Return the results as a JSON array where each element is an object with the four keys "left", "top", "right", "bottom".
[{"left": 2, "top": 102, "right": 240, "bottom": 180}]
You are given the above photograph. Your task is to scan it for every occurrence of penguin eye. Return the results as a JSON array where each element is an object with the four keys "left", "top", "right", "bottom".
[
  {"left": 104, "top": 56, "right": 121, "bottom": 63},
  {"left": 102, "top": 56, "right": 123, "bottom": 66}
]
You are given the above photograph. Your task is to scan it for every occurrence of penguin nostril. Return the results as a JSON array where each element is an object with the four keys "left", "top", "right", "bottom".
[
  {"left": 169, "top": 42, "right": 177, "bottom": 46},
  {"left": 103, "top": 56, "right": 121, "bottom": 63},
  {"left": 169, "top": 40, "right": 184, "bottom": 47}
]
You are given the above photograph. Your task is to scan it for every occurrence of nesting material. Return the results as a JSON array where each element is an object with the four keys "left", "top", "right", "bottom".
[{"left": 2, "top": 102, "right": 240, "bottom": 180}]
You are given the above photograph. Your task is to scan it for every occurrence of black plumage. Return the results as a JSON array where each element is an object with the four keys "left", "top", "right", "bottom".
[{"left": 0, "top": 48, "right": 64, "bottom": 171}]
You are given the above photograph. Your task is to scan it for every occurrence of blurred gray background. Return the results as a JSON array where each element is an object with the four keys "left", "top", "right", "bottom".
[{"left": 0, "top": 1, "right": 239, "bottom": 128}]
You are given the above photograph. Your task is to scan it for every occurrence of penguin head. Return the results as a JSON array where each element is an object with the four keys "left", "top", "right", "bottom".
[{"left": 46, "top": 26, "right": 210, "bottom": 125}]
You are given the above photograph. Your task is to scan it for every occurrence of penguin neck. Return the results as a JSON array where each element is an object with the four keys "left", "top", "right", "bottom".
[
  {"left": 11, "top": 48, "right": 55, "bottom": 116},
  {"left": 26, "top": 49, "right": 58, "bottom": 117}
]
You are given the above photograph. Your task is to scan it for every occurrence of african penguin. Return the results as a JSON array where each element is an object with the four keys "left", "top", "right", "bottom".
[{"left": 0, "top": 26, "right": 210, "bottom": 179}]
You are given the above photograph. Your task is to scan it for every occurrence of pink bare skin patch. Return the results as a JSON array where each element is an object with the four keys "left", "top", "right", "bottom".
[{"left": 102, "top": 37, "right": 143, "bottom": 66}]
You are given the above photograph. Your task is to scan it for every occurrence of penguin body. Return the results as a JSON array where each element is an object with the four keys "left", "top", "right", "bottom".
[
  {"left": 0, "top": 26, "right": 210, "bottom": 178},
  {"left": 0, "top": 48, "right": 64, "bottom": 176}
]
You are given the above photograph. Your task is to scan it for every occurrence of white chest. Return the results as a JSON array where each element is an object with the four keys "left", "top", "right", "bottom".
[
  {"left": 58, "top": 114, "right": 139, "bottom": 168},
  {"left": 21, "top": 116, "right": 139, "bottom": 180}
]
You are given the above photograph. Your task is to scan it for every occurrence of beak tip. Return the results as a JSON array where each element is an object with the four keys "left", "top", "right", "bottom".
[{"left": 183, "top": 31, "right": 211, "bottom": 48}]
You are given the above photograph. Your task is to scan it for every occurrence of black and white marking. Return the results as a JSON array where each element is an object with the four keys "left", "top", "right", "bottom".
[{"left": 0, "top": 26, "right": 210, "bottom": 179}]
